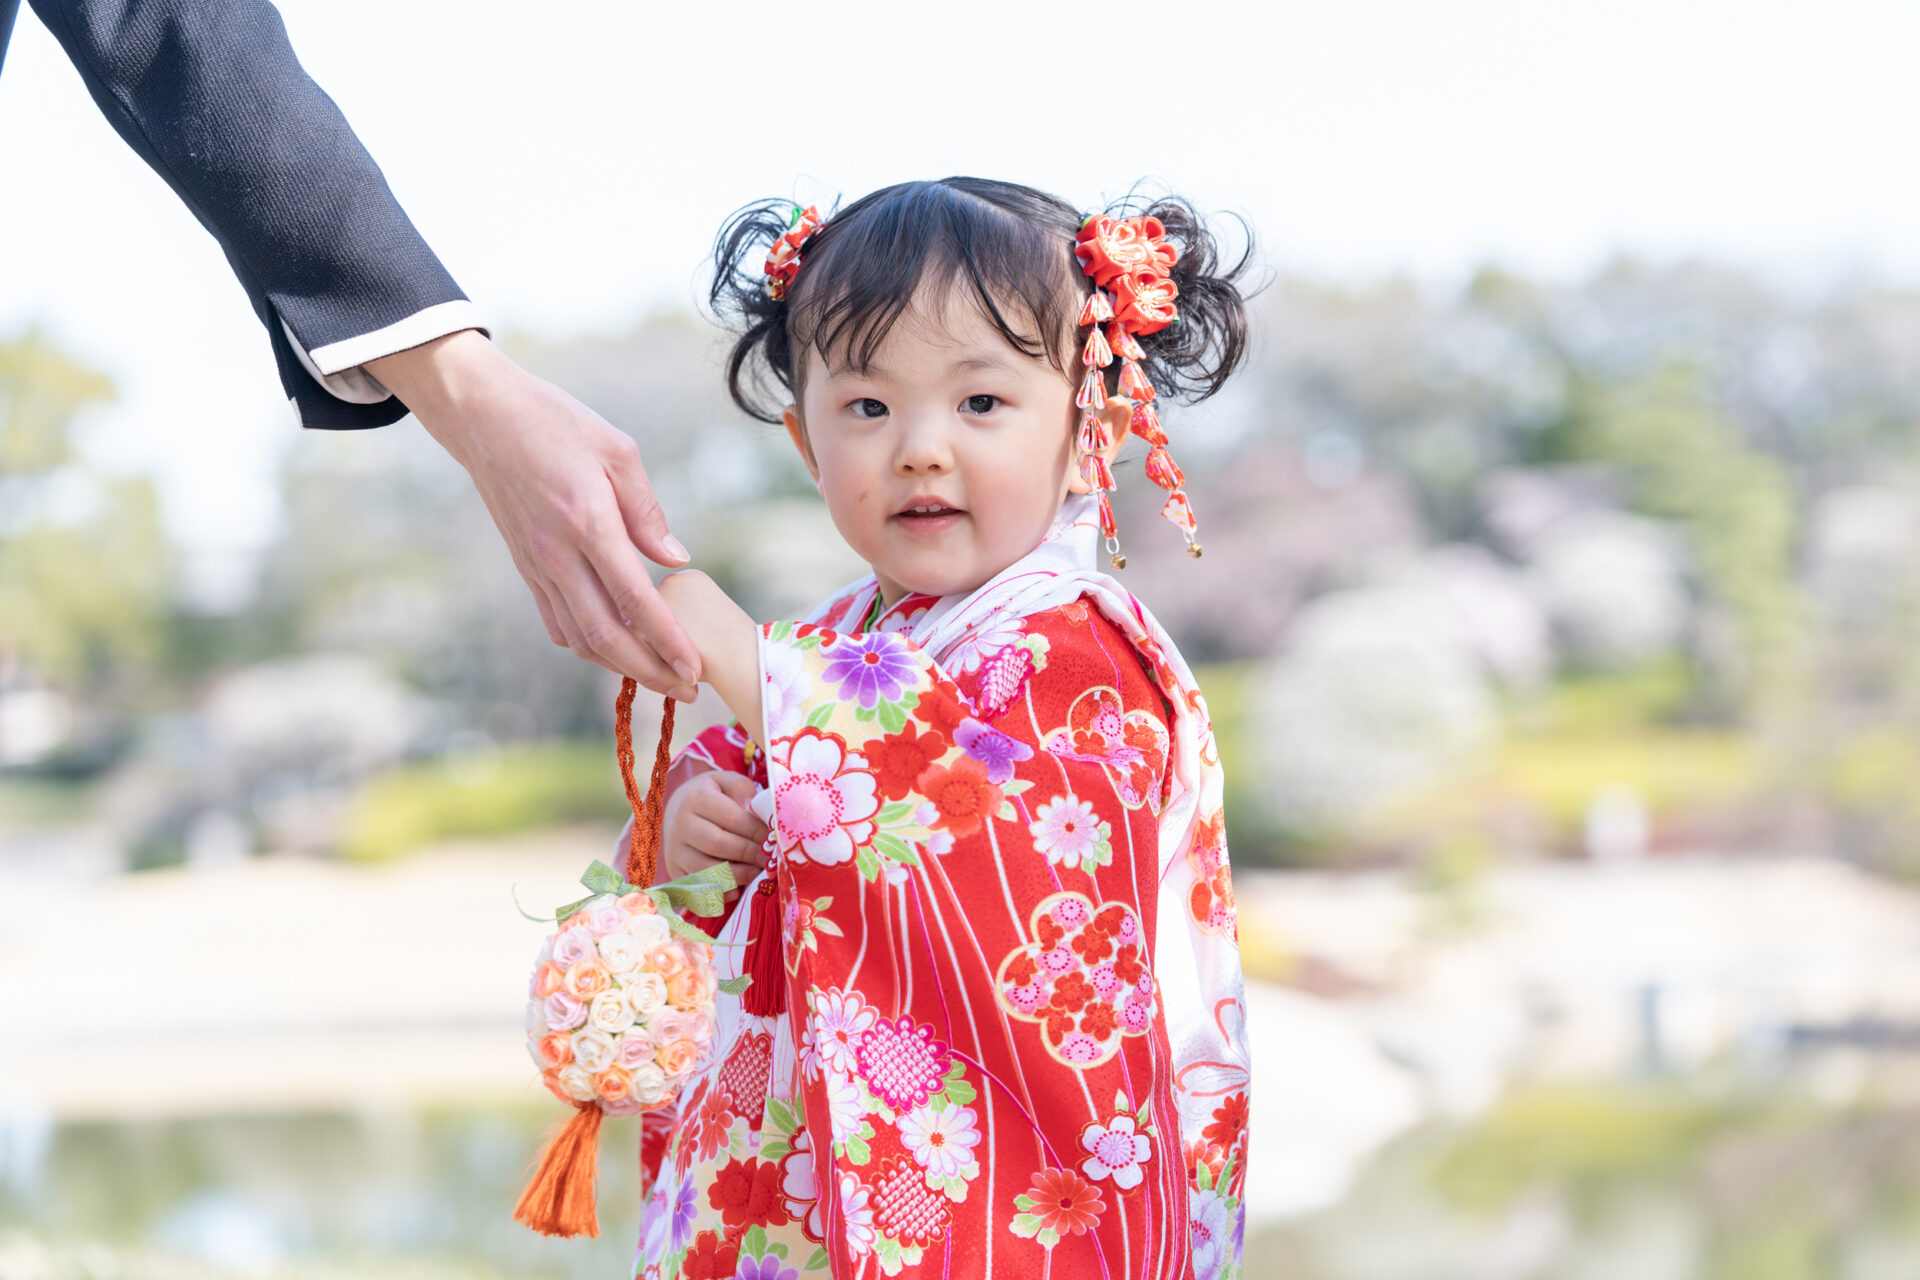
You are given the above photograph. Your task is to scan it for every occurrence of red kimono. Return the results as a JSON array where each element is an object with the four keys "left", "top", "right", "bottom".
[{"left": 637, "top": 499, "right": 1248, "bottom": 1280}]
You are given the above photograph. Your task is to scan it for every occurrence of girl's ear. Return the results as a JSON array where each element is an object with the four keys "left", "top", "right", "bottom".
[
  {"left": 1067, "top": 396, "right": 1137, "bottom": 494},
  {"left": 782, "top": 405, "right": 822, "bottom": 484}
]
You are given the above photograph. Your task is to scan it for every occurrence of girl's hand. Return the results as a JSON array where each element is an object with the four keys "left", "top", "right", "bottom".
[
  {"left": 661, "top": 771, "right": 769, "bottom": 887},
  {"left": 656, "top": 571, "right": 765, "bottom": 748}
]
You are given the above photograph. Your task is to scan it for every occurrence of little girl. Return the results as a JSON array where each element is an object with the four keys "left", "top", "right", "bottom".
[{"left": 631, "top": 177, "right": 1250, "bottom": 1280}]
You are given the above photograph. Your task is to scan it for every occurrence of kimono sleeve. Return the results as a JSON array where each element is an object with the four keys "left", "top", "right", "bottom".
[{"left": 756, "top": 608, "right": 1192, "bottom": 1279}]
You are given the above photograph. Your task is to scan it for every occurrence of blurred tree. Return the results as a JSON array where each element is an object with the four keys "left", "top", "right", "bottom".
[
  {"left": 1551, "top": 366, "right": 1803, "bottom": 721},
  {"left": 0, "top": 332, "right": 171, "bottom": 698}
]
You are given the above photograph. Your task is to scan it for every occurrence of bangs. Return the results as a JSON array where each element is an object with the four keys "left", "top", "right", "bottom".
[{"left": 785, "top": 179, "right": 1085, "bottom": 383}]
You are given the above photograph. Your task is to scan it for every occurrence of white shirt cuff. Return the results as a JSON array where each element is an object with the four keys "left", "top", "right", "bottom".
[{"left": 282, "top": 300, "right": 488, "bottom": 405}]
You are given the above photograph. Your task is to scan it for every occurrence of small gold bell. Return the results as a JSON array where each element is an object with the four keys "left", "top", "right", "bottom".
[
  {"left": 1111, "top": 552, "right": 1128, "bottom": 570},
  {"left": 1187, "top": 543, "right": 1204, "bottom": 559}
]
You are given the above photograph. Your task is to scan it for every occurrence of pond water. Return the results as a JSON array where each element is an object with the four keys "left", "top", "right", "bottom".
[{"left": 1, "top": 1108, "right": 641, "bottom": 1280}]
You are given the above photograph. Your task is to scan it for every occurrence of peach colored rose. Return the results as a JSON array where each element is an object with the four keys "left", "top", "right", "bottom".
[
  {"left": 644, "top": 943, "right": 685, "bottom": 980},
  {"left": 666, "top": 967, "right": 711, "bottom": 1009},
  {"left": 563, "top": 961, "right": 610, "bottom": 1001},
  {"left": 540, "top": 1069, "right": 571, "bottom": 1104},
  {"left": 655, "top": 1038, "right": 700, "bottom": 1078},
  {"left": 533, "top": 964, "right": 565, "bottom": 999},
  {"left": 619, "top": 891, "right": 656, "bottom": 915},
  {"left": 594, "top": 1064, "right": 635, "bottom": 1103},
  {"left": 533, "top": 1031, "right": 574, "bottom": 1071}
]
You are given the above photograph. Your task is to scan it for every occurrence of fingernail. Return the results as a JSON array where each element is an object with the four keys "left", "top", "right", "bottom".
[
  {"left": 663, "top": 536, "right": 690, "bottom": 563},
  {"left": 673, "top": 661, "right": 698, "bottom": 685},
  {"left": 670, "top": 685, "right": 697, "bottom": 702}
]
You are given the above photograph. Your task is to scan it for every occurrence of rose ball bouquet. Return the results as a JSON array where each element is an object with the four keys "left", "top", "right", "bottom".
[{"left": 513, "top": 687, "right": 749, "bottom": 1240}]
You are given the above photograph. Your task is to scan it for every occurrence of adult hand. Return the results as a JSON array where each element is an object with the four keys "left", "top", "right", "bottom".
[{"left": 368, "top": 330, "right": 701, "bottom": 697}]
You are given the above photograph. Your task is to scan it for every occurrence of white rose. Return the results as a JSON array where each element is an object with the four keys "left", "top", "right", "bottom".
[
  {"left": 629, "top": 1061, "right": 669, "bottom": 1105},
  {"left": 625, "top": 971, "right": 668, "bottom": 1020},
  {"left": 627, "top": 914, "right": 672, "bottom": 950},
  {"left": 525, "top": 1000, "right": 547, "bottom": 1035},
  {"left": 590, "top": 990, "right": 636, "bottom": 1035},
  {"left": 557, "top": 1064, "right": 597, "bottom": 1102},
  {"left": 598, "top": 931, "right": 645, "bottom": 974},
  {"left": 572, "top": 1027, "right": 616, "bottom": 1074}
]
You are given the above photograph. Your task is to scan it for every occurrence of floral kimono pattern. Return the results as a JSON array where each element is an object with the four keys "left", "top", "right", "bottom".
[{"left": 636, "top": 496, "right": 1248, "bottom": 1280}]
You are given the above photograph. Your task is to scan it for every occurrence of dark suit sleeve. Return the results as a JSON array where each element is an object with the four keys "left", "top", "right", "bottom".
[{"left": 24, "top": 0, "right": 471, "bottom": 430}]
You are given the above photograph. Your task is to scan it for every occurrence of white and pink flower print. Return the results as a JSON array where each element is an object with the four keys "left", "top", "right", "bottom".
[
  {"left": 899, "top": 1102, "right": 981, "bottom": 1180},
  {"left": 770, "top": 729, "right": 879, "bottom": 866},
  {"left": 1079, "top": 1111, "right": 1151, "bottom": 1190},
  {"left": 1030, "top": 793, "right": 1113, "bottom": 873}
]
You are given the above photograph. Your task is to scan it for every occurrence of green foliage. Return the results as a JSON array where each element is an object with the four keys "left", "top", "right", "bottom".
[
  {"left": 1434, "top": 1086, "right": 1735, "bottom": 1215},
  {"left": 1553, "top": 368, "right": 1803, "bottom": 719},
  {"left": 0, "top": 333, "right": 173, "bottom": 697},
  {"left": 339, "top": 741, "right": 628, "bottom": 862}
]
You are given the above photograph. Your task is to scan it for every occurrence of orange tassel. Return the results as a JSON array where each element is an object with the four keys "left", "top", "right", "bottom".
[
  {"left": 515, "top": 680, "right": 677, "bottom": 1239},
  {"left": 513, "top": 1103, "right": 606, "bottom": 1238}
]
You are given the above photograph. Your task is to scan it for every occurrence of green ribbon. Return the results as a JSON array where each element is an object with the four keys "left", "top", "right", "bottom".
[{"left": 521, "top": 860, "right": 749, "bottom": 948}]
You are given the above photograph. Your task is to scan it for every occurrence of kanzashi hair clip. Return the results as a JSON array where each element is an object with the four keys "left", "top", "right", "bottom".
[{"left": 1073, "top": 215, "right": 1200, "bottom": 568}]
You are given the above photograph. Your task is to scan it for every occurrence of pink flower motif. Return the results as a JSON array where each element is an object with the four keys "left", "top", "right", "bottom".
[
  {"left": 1006, "top": 980, "right": 1050, "bottom": 1016},
  {"left": 1080, "top": 1112, "right": 1152, "bottom": 1190},
  {"left": 1041, "top": 947, "right": 1076, "bottom": 975},
  {"left": 808, "top": 986, "right": 875, "bottom": 1076},
  {"left": 1031, "top": 794, "right": 1112, "bottom": 873},
  {"left": 1121, "top": 998, "right": 1154, "bottom": 1035},
  {"left": 771, "top": 729, "right": 880, "bottom": 866},
  {"left": 1052, "top": 896, "right": 1090, "bottom": 928},
  {"left": 855, "top": 1016, "right": 953, "bottom": 1113},
  {"left": 1058, "top": 1032, "right": 1104, "bottom": 1064},
  {"left": 1090, "top": 964, "right": 1121, "bottom": 1000}
]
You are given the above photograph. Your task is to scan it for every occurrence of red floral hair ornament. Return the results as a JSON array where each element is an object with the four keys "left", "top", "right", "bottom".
[
  {"left": 764, "top": 205, "right": 825, "bottom": 301},
  {"left": 1073, "top": 214, "right": 1200, "bottom": 566}
]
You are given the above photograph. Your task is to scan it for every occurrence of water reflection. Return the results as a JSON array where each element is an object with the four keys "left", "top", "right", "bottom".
[{"left": 2, "top": 1108, "right": 639, "bottom": 1280}]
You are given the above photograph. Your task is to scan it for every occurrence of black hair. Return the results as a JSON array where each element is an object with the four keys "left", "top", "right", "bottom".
[{"left": 709, "top": 177, "right": 1252, "bottom": 424}]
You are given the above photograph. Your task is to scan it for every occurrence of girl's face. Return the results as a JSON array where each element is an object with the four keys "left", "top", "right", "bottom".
[{"left": 785, "top": 288, "right": 1129, "bottom": 605}]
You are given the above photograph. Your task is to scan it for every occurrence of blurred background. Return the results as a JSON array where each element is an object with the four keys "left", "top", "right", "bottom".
[{"left": 7, "top": 2, "right": 1920, "bottom": 1277}]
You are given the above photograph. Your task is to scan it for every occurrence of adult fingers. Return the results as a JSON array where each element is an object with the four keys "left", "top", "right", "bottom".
[
  {"left": 577, "top": 510, "right": 701, "bottom": 688},
  {"left": 545, "top": 550, "right": 690, "bottom": 695}
]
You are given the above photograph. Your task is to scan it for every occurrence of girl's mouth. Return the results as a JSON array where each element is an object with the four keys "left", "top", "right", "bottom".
[{"left": 892, "top": 501, "right": 966, "bottom": 532}]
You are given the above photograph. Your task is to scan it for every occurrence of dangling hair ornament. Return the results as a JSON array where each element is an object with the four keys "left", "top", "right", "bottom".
[
  {"left": 1074, "top": 214, "right": 1201, "bottom": 566},
  {"left": 764, "top": 204, "right": 825, "bottom": 300}
]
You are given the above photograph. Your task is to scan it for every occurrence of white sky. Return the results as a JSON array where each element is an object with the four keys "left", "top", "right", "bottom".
[{"left": 3, "top": 0, "right": 1918, "bottom": 568}]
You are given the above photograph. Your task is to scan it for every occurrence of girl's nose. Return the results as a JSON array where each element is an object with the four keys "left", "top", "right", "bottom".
[{"left": 893, "top": 414, "right": 955, "bottom": 475}]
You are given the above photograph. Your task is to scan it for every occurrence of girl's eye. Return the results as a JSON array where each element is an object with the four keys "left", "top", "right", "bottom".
[
  {"left": 963, "top": 395, "right": 1001, "bottom": 415},
  {"left": 850, "top": 398, "right": 888, "bottom": 419}
]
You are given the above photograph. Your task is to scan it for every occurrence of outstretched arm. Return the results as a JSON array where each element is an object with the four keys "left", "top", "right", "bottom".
[{"left": 24, "top": 0, "right": 701, "bottom": 690}]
